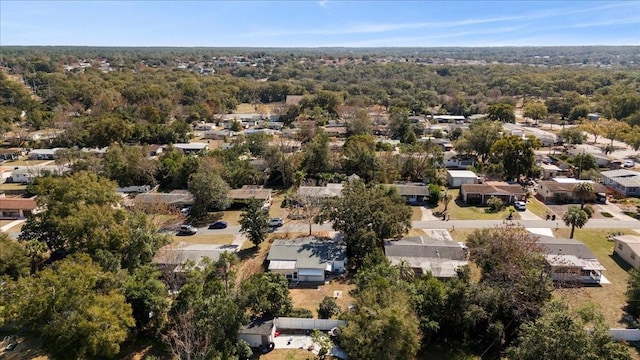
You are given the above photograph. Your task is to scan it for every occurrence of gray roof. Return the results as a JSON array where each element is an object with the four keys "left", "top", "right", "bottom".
[
  {"left": 536, "top": 236, "right": 596, "bottom": 260},
  {"left": 384, "top": 236, "right": 468, "bottom": 261},
  {"left": 389, "top": 183, "right": 431, "bottom": 196},
  {"left": 229, "top": 186, "right": 272, "bottom": 200},
  {"left": 153, "top": 244, "right": 239, "bottom": 265},
  {"left": 297, "top": 184, "right": 344, "bottom": 198},
  {"left": 267, "top": 237, "right": 347, "bottom": 269},
  {"left": 240, "top": 319, "right": 274, "bottom": 336},
  {"left": 601, "top": 169, "right": 640, "bottom": 178},
  {"left": 134, "top": 191, "right": 194, "bottom": 205}
]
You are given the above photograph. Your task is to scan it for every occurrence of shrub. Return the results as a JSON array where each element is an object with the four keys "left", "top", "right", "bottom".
[
  {"left": 318, "top": 296, "right": 341, "bottom": 319},
  {"left": 486, "top": 197, "right": 504, "bottom": 213},
  {"left": 601, "top": 212, "right": 613, "bottom": 218},
  {"left": 288, "top": 307, "right": 313, "bottom": 318}
]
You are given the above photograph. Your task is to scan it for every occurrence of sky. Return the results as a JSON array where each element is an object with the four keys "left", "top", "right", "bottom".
[{"left": 1, "top": 1, "right": 639, "bottom": 47}]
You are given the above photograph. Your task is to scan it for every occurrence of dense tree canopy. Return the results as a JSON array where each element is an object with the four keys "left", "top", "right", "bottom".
[{"left": 1, "top": 254, "right": 135, "bottom": 359}]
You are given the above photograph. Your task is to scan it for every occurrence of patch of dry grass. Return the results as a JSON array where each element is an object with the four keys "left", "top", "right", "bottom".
[
  {"left": 257, "top": 349, "right": 317, "bottom": 360},
  {"left": 172, "top": 234, "right": 234, "bottom": 245},
  {"left": 553, "top": 228, "right": 637, "bottom": 327},
  {"left": 411, "top": 207, "right": 423, "bottom": 221},
  {"left": 289, "top": 279, "right": 355, "bottom": 318}
]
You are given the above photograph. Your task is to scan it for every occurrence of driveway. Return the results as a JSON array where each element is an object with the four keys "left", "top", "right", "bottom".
[{"left": 518, "top": 209, "right": 543, "bottom": 221}]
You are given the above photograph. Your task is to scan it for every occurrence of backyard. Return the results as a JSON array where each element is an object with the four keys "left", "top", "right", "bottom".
[{"left": 553, "top": 228, "right": 638, "bottom": 327}]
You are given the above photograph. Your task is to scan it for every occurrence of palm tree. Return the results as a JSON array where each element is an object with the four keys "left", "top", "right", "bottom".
[
  {"left": 562, "top": 206, "right": 589, "bottom": 239},
  {"left": 572, "top": 182, "right": 595, "bottom": 209}
]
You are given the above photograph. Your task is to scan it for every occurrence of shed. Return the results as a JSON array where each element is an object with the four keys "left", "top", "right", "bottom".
[
  {"left": 446, "top": 170, "right": 479, "bottom": 188},
  {"left": 239, "top": 319, "right": 276, "bottom": 348}
]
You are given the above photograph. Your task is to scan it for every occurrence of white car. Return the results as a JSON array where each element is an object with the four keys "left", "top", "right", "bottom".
[
  {"left": 624, "top": 160, "right": 635, "bottom": 168},
  {"left": 514, "top": 201, "right": 527, "bottom": 211}
]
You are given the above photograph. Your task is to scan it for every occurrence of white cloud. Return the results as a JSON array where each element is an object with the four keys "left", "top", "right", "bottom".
[{"left": 318, "top": 0, "right": 329, "bottom": 7}]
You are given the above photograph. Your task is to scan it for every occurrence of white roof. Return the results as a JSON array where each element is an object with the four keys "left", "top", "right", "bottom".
[
  {"left": 268, "top": 260, "right": 297, "bottom": 270},
  {"left": 527, "top": 228, "right": 555, "bottom": 237},
  {"left": 173, "top": 143, "right": 209, "bottom": 150},
  {"left": 552, "top": 178, "right": 594, "bottom": 184},
  {"left": 447, "top": 170, "right": 478, "bottom": 178}
]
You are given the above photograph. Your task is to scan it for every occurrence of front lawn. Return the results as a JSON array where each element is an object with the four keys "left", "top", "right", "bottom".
[
  {"left": 525, "top": 197, "right": 552, "bottom": 218},
  {"left": 553, "top": 228, "right": 637, "bottom": 327}
]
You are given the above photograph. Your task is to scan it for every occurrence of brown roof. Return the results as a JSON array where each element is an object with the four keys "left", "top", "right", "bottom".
[
  {"left": 539, "top": 181, "right": 609, "bottom": 194},
  {"left": 0, "top": 148, "right": 22, "bottom": 154},
  {"left": 0, "top": 197, "right": 37, "bottom": 210},
  {"left": 461, "top": 183, "right": 525, "bottom": 196}
]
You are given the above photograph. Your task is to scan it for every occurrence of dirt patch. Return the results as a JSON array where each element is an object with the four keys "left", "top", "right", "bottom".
[{"left": 289, "top": 278, "right": 355, "bottom": 318}]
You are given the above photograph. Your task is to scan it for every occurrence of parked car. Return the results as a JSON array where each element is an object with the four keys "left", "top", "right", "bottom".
[
  {"left": 178, "top": 224, "right": 198, "bottom": 235},
  {"left": 514, "top": 201, "right": 527, "bottom": 211},
  {"left": 269, "top": 217, "right": 284, "bottom": 227},
  {"left": 208, "top": 221, "right": 228, "bottom": 229},
  {"left": 180, "top": 207, "right": 191, "bottom": 215},
  {"left": 624, "top": 159, "right": 635, "bottom": 168}
]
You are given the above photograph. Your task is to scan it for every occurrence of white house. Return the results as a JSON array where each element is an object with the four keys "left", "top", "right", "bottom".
[
  {"left": 267, "top": 237, "right": 346, "bottom": 283},
  {"left": 446, "top": 170, "right": 479, "bottom": 188},
  {"left": 613, "top": 235, "right": 640, "bottom": 269},
  {"left": 172, "top": 142, "right": 209, "bottom": 155},
  {"left": 28, "top": 148, "right": 65, "bottom": 160},
  {"left": 11, "top": 165, "right": 70, "bottom": 184}
]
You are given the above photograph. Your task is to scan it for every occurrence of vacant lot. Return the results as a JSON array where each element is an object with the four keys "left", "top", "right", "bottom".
[{"left": 553, "top": 228, "right": 637, "bottom": 327}]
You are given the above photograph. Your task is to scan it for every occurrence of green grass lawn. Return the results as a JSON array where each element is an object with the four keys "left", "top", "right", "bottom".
[
  {"left": 553, "top": 228, "right": 637, "bottom": 327},
  {"left": 430, "top": 189, "right": 516, "bottom": 220},
  {"left": 526, "top": 197, "right": 552, "bottom": 218}
]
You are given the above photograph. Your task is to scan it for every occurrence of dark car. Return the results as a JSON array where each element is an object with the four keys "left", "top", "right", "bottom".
[{"left": 208, "top": 221, "right": 228, "bottom": 229}]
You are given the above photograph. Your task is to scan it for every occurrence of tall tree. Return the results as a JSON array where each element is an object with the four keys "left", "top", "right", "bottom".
[
  {"left": 19, "top": 172, "right": 169, "bottom": 272},
  {"left": 600, "top": 119, "right": 632, "bottom": 147},
  {"left": 454, "top": 119, "right": 503, "bottom": 164},
  {"left": 340, "top": 253, "right": 421, "bottom": 360},
  {"left": 124, "top": 264, "right": 169, "bottom": 332},
  {"left": 342, "top": 134, "right": 378, "bottom": 183},
  {"left": 562, "top": 206, "right": 589, "bottom": 239},
  {"left": 187, "top": 159, "right": 231, "bottom": 217},
  {"left": 347, "top": 109, "right": 373, "bottom": 136},
  {"left": 0, "top": 234, "right": 30, "bottom": 279},
  {"left": 1, "top": 254, "right": 134, "bottom": 359},
  {"left": 508, "top": 300, "right": 630, "bottom": 360},
  {"left": 319, "top": 180, "right": 411, "bottom": 267},
  {"left": 240, "top": 272, "right": 293, "bottom": 318},
  {"left": 102, "top": 143, "right": 159, "bottom": 186},
  {"left": 467, "top": 226, "right": 552, "bottom": 347},
  {"left": 491, "top": 135, "right": 541, "bottom": 181},
  {"left": 163, "top": 255, "right": 244, "bottom": 360},
  {"left": 523, "top": 102, "right": 548, "bottom": 125},
  {"left": 239, "top": 198, "right": 270, "bottom": 247},
  {"left": 487, "top": 103, "right": 515, "bottom": 123}
]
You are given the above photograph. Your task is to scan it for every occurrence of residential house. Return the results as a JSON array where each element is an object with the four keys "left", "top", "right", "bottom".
[
  {"left": 446, "top": 170, "right": 480, "bottom": 188},
  {"left": 203, "top": 129, "right": 235, "bottom": 140},
  {"left": 568, "top": 146, "right": 612, "bottom": 167},
  {"left": 0, "top": 148, "right": 25, "bottom": 161},
  {"left": 11, "top": 165, "right": 70, "bottom": 184},
  {"left": 228, "top": 185, "right": 272, "bottom": 208},
  {"left": 384, "top": 236, "right": 469, "bottom": 279},
  {"left": 0, "top": 195, "right": 37, "bottom": 219},
  {"left": 324, "top": 125, "right": 347, "bottom": 138},
  {"left": 193, "top": 122, "right": 217, "bottom": 131},
  {"left": 239, "top": 319, "right": 276, "bottom": 349},
  {"left": 172, "top": 142, "right": 209, "bottom": 155},
  {"left": 148, "top": 144, "right": 164, "bottom": 157},
  {"left": 272, "top": 139, "right": 302, "bottom": 153},
  {"left": 431, "top": 115, "right": 465, "bottom": 123},
  {"left": 460, "top": 182, "right": 526, "bottom": 205},
  {"left": 600, "top": 169, "right": 640, "bottom": 197},
  {"left": 297, "top": 183, "right": 344, "bottom": 200},
  {"left": 267, "top": 237, "right": 347, "bottom": 283},
  {"left": 537, "top": 178, "right": 608, "bottom": 203},
  {"left": 540, "top": 163, "right": 561, "bottom": 179},
  {"left": 153, "top": 243, "right": 240, "bottom": 272},
  {"left": 537, "top": 235, "right": 605, "bottom": 284},
  {"left": 443, "top": 152, "right": 477, "bottom": 169},
  {"left": 613, "top": 235, "right": 640, "bottom": 269},
  {"left": 388, "top": 182, "right": 431, "bottom": 204},
  {"left": 133, "top": 190, "right": 194, "bottom": 209},
  {"left": 28, "top": 148, "right": 64, "bottom": 160}
]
